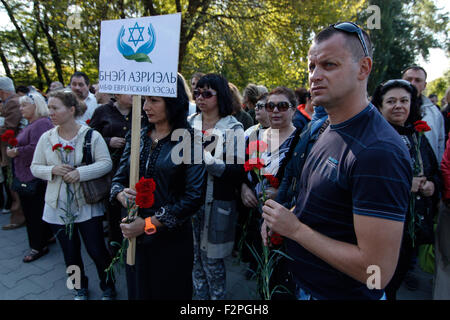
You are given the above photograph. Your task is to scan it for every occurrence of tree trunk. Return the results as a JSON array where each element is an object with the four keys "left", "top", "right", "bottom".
[
  {"left": 1, "top": 0, "right": 51, "bottom": 87},
  {"left": 0, "top": 46, "right": 13, "bottom": 79},
  {"left": 178, "top": 0, "right": 212, "bottom": 67},
  {"left": 35, "top": 1, "right": 64, "bottom": 85}
]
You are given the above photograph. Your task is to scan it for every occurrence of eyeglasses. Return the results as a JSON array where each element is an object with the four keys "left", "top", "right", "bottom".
[
  {"left": 332, "top": 22, "right": 369, "bottom": 57},
  {"left": 382, "top": 79, "right": 412, "bottom": 88},
  {"left": 265, "top": 101, "right": 293, "bottom": 112},
  {"left": 255, "top": 102, "right": 266, "bottom": 110},
  {"left": 193, "top": 90, "right": 217, "bottom": 99}
]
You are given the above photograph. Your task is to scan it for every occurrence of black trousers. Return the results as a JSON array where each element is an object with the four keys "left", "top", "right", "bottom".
[
  {"left": 49, "top": 216, "right": 114, "bottom": 291},
  {"left": 17, "top": 180, "right": 53, "bottom": 251},
  {"left": 0, "top": 166, "right": 12, "bottom": 209},
  {"left": 125, "top": 222, "right": 194, "bottom": 300}
]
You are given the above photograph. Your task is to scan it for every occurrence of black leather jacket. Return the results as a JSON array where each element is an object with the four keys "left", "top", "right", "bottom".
[{"left": 110, "top": 125, "right": 206, "bottom": 236}]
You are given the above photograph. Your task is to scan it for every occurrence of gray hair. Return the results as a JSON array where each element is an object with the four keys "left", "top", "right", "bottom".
[{"left": 19, "top": 92, "right": 49, "bottom": 118}]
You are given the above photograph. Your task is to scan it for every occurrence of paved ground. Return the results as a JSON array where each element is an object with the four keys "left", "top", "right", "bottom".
[{"left": 0, "top": 212, "right": 432, "bottom": 300}]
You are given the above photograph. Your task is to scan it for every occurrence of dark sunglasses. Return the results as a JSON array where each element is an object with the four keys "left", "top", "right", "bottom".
[
  {"left": 193, "top": 90, "right": 217, "bottom": 99},
  {"left": 265, "top": 101, "right": 293, "bottom": 112},
  {"left": 255, "top": 102, "right": 266, "bottom": 110},
  {"left": 332, "top": 22, "right": 369, "bottom": 57}
]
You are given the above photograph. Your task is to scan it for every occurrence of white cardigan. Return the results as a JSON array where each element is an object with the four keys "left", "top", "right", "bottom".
[{"left": 31, "top": 125, "right": 112, "bottom": 209}]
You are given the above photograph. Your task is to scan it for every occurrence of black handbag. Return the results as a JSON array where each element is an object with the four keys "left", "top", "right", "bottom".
[
  {"left": 11, "top": 177, "right": 42, "bottom": 197},
  {"left": 80, "top": 129, "right": 112, "bottom": 204}
]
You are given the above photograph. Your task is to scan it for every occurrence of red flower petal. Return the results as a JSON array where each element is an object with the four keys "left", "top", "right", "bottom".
[
  {"left": 135, "top": 177, "right": 156, "bottom": 193},
  {"left": 52, "top": 143, "right": 63, "bottom": 151},
  {"left": 264, "top": 174, "right": 280, "bottom": 188},
  {"left": 8, "top": 138, "right": 18, "bottom": 147},
  {"left": 270, "top": 232, "right": 283, "bottom": 245},
  {"left": 244, "top": 158, "right": 265, "bottom": 172},
  {"left": 413, "top": 120, "right": 431, "bottom": 133},
  {"left": 246, "top": 140, "right": 268, "bottom": 155}
]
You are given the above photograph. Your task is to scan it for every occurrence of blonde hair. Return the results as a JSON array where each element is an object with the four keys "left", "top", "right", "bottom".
[{"left": 19, "top": 92, "right": 49, "bottom": 118}]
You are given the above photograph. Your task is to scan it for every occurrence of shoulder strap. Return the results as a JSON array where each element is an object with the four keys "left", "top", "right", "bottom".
[
  {"left": 82, "top": 129, "right": 94, "bottom": 165},
  {"left": 276, "top": 128, "right": 302, "bottom": 181}
]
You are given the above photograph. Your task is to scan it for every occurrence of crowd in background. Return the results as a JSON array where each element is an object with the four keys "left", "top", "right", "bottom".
[{"left": 0, "top": 22, "right": 450, "bottom": 301}]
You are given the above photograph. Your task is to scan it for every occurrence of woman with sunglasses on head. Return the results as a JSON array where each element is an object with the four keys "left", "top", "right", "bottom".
[
  {"left": 7, "top": 92, "right": 54, "bottom": 263},
  {"left": 111, "top": 75, "right": 205, "bottom": 300},
  {"left": 372, "top": 79, "right": 440, "bottom": 300},
  {"left": 188, "top": 73, "right": 245, "bottom": 300}
]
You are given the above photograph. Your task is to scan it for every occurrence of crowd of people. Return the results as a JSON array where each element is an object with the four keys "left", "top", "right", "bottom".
[{"left": 0, "top": 21, "right": 450, "bottom": 301}]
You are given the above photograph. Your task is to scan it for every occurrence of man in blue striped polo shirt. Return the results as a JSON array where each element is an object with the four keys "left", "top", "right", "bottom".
[{"left": 261, "top": 22, "right": 412, "bottom": 300}]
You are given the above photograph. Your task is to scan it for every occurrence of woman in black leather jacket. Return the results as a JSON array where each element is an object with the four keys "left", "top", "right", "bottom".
[
  {"left": 372, "top": 79, "right": 440, "bottom": 300},
  {"left": 110, "top": 75, "right": 205, "bottom": 300}
]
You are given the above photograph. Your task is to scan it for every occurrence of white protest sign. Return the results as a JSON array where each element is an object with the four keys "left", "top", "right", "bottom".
[{"left": 98, "top": 13, "right": 181, "bottom": 97}]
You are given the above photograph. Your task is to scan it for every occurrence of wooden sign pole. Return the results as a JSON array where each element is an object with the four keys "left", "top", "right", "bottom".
[{"left": 126, "top": 95, "right": 141, "bottom": 266}]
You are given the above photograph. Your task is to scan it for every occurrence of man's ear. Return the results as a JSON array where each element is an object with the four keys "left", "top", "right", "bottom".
[{"left": 358, "top": 56, "right": 372, "bottom": 81}]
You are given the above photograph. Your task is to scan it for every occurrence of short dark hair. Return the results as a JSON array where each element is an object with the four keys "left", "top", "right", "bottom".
[
  {"left": 294, "top": 87, "right": 310, "bottom": 105},
  {"left": 163, "top": 74, "right": 190, "bottom": 130},
  {"left": 146, "top": 74, "right": 190, "bottom": 131},
  {"left": 402, "top": 66, "right": 427, "bottom": 81},
  {"left": 49, "top": 90, "right": 87, "bottom": 118},
  {"left": 196, "top": 73, "right": 233, "bottom": 117},
  {"left": 70, "top": 71, "right": 90, "bottom": 86},
  {"left": 371, "top": 79, "right": 421, "bottom": 125},
  {"left": 16, "top": 85, "right": 29, "bottom": 94},
  {"left": 268, "top": 86, "right": 298, "bottom": 107},
  {"left": 428, "top": 94, "right": 437, "bottom": 99},
  {"left": 243, "top": 83, "right": 261, "bottom": 105},
  {"left": 257, "top": 92, "right": 269, "bottom": 103},
  {"left": 314, "top": 23, "right": 373, "bottom": 60}
]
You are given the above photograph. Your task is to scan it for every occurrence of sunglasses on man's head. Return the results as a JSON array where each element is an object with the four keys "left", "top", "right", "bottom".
[
  {"left": 193, "top": 90, "right": 217, "bottom": 99},
  {"left": 332, "top": 22, "right": 369, "bottom": 57},
  {"left": 265, "top": 101, "right": 293, "bottom": 112}
]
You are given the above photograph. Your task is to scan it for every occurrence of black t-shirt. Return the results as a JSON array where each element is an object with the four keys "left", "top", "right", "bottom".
[{"left": 287, "top": 104, "right": 412, "bottom": 300}]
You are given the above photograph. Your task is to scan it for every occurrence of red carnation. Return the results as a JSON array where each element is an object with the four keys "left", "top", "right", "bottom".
[
  {"left": 8, "top": 138, "right": 18, "bottom": 147},
  {"left": 246, "top": 140, "right": 268, "bottom": 155},
  {"left": 244, "top": 158, "right": 265, "bottom": 172},
  {"left": 264, "top": 174, "right": 280, "bottom": 188},
  {"left": 270, "top": 232, "right": 283, "bottom": 246},
  {"left": 413, "top": 120, "right": 431, "bottom": 133},
  {"left": 52, "top": 143, "right": 63, "bottom": 151},
  {"left": 135, "top": 192, "right": 154, "bottom": 209},
  {"left": 86, "top": 119, "right": 91, "bottom": 125},
  {"left": 1, "top": 129, "right": 15, "bottom": 142},
  {"left": 63, "top": 145, "right": 75, "bottom": 152},
  {"left": 135, "top": 177, "right": 156, "bottom": 193}
]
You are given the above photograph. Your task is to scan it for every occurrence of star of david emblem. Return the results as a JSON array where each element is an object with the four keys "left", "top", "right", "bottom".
[{"left": 128, "top": 22, "right": 145, "bottom": 47}]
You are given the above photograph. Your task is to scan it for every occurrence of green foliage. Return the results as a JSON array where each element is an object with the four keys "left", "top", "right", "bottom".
[
  {"left": 359, "top": 0, "right": 449, "bottom": 95},
  {"left": 426, "top": 69, "right": 450, "bottom": 103},
  {"left": 0, "top": 0, "right": 447, "bottom": 95}
]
